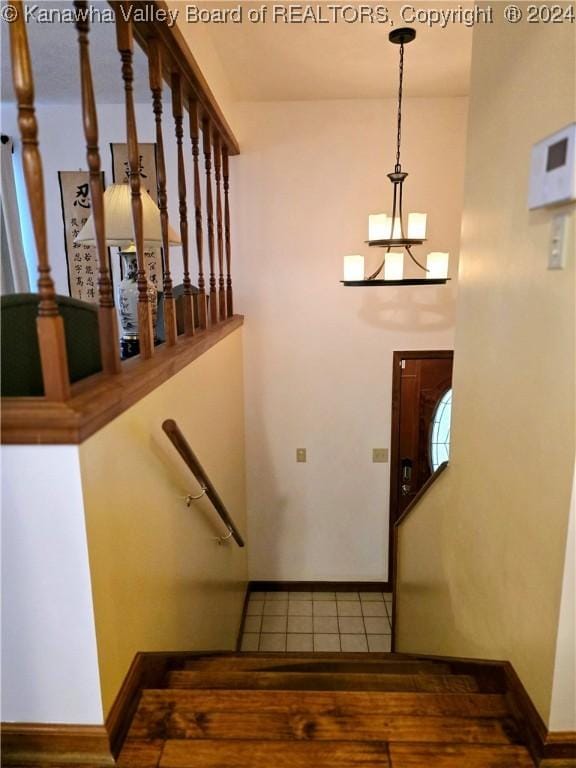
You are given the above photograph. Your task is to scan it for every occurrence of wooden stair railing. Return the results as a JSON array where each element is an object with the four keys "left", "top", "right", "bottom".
[
  {"left": 75, "top": 0, "right": 122, "bottom": 374},
  {"left": 9, "top": 0, "right": 71, "bottom": 401},
  {"left": 148, "top": 36, "right": 177, "bottom": 347},
  {"left": 162, "top": 419, "right": 245, "bottom": 547},
  {"left": 3, "top": 0, "right": 241, "bottom": 442}
]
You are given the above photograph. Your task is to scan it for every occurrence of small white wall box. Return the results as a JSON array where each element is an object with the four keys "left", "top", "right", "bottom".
[{"left": 528, "top": 123, "right": 576, "bottom": 209}]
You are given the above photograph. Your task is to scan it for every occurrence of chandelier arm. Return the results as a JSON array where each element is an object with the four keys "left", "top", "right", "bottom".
[
  {"left": 366, "top": 247, "right": 390, "bottom": 281},
  {"left": 398, "top": 182, "right": 406, "bottom": 239},
  {"left": 406, "top": 245, "right": 429, "bottom": 272},
  {"left": 390, "top": 183, "right": 399, "bottom": 238}
]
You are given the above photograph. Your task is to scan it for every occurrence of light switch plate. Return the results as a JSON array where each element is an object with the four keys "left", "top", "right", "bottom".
[
  {"left": 373, "top": 448, "right": 389, "bottom": 463},
  {"left": 549, "top": 214, "right": 568, "bottom": 270},
  {"left": 296, "top": 448, "right": 307, "bottom": 463}
]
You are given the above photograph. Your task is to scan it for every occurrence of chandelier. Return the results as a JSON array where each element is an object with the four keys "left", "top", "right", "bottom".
[{"left": 342, "top": 28, "right": 450, "bottom": 286}]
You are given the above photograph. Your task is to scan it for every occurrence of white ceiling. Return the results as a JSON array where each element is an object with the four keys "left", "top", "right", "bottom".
[
  {"left": 1, "top": 1, "right": 473, "bottom": 104},
  {"left": 1, "top": 1, "right": 151, "bottom": 104},
  {"left": 204, "top": 1, "right": 474, "bottom": 100}
]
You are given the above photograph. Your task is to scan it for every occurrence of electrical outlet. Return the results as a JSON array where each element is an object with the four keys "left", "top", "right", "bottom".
[
  {"left": 296, "top": 448, "right": 307, "bottom": 463},
  {"left": 373, "top": 448, "right": 389, "bottom": 463}
]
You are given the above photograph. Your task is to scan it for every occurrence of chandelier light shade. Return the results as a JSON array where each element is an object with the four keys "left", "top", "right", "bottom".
[
  {"left": 426, "top": 252, "right": 450, "bottom": 279},
  {"left": 343, "top": 255, "right": 365, "bottom": 282},
  {"left": 342, "top": 28, "right": 450, "bottom": 287}
]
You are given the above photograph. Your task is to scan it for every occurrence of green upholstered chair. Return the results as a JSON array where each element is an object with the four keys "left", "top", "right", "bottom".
[{"left": 1, "top": 293, "right": 102, "bottom": 397}]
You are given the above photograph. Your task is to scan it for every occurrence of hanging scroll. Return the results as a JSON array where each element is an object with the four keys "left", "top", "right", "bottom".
[
  {"left": 110, "top": 142, "right": 162, "bottom": 287},
  {"left": 58, "top": 170, "right": 108, "bottom": 303}
]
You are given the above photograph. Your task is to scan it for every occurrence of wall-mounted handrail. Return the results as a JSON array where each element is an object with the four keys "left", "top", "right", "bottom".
[{"left": 162, "top": 418, "right": 245, "bottom": 547}]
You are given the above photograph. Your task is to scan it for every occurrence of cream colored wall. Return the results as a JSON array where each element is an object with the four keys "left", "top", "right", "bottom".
[
  {"left": 79, "top": 329, "right": 248, "bottom": 716},
  {"left": 396, "top": 12, "right": 575, "bottom": 725},
  {"left": 233, "top": 97, "right": 467, "bottom": 580},
  {"left": 549, "top": 464, "right": 576, "bottom": 730},
  {"left": 1, "top": 446, "right": 102, "bottom": 724}
]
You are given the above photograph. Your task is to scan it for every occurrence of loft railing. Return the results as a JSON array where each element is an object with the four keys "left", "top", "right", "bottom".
[
  {"left": 162, "top": 419, "right": 245, "bottom": 547},
  {"left": 3, "top": 0, "right": 241, "bottom": 442}
]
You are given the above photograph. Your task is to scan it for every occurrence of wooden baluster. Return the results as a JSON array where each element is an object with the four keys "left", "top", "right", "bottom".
[
  {"left": 189, "top": 99, "right": 207, "bottom": 330},
  {"left": 9, "top": 0, "right": 71, "bottom": 400},
  {"left": 203, "top": 115, "right": 218, "bottom": 325},
  {"left": 115, "top": 3, "right": 153, "bottom": 358},
  {"left": 213, "top": 132, "right": 226, "bottom": 320},
  {"left": 74, "top": 0, "right": 121, "bottom": 373},
  {"left": 222, "top": 145, "right": 234, "bottom": 317},
  {"left": 148, "top": 38, "right": 176, "bottom": 346},
  {"left": 171, "top": 73, "right": 194, "bottom": 336}
]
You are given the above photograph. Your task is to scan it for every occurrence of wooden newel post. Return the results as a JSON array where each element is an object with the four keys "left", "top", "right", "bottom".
[
  {"left": 171, "top": 73, "right": 194, "bottom": 336},
  {"left": 189, "top": 99, "right": 207, "bottom": 330},
  {"left": 203, "top": 115, "right": 218, "bottom": 325},
  {"left": 9, "top": 0, "right": 71, "bottom": 400},
  {"left": 213, "top": 132, "right": 226, "bottom": 320},
  {"left": 74, "top": 0, "right": 121, "bottom": 373},
  {"left": 115, "top": 3, "right": 154, "bottom": 359},
  {"left": 148, "top": 38, "right": 177, "bottom": 346},
  {"left": 222, "top": 145, "right": 234, "bottom": 317}
]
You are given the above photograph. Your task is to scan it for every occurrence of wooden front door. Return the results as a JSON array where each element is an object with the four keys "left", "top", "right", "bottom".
[{"left": 388, "top": 351, "right": 453, "bottom": 579}]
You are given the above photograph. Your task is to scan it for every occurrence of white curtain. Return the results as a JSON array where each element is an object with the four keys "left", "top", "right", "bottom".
[{"left": 1, "top": 136, "right": 30, "bottom": 294}]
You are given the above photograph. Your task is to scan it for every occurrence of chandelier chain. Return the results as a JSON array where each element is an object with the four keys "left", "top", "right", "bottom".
[{"left": 395, "top": 42, "right": 404, "bottom": 172}]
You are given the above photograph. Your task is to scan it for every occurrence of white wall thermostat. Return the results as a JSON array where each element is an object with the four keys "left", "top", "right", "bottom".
[{"left": 528, "top": 123, "right": 576, "bottom": 209}]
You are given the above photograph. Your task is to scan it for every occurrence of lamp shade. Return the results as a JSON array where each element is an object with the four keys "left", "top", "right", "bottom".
[{"left": 75, "top": 183, "right": 181, "bottom": 247}]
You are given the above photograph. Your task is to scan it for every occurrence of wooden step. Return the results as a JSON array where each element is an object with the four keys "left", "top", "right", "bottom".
[
  {"left": 156, "top": 740, "right": 537, "bottom": 768},
  {"left": 388, "top": 742, "right": 535, "bottom": 767},
  {"left": 182, "top": 657, "right": 453, "bottom": 675},
  {"left": 133, "top": 688, "right": 512, "bottom": 719},
  {"left": 166, "top": 670, "right": 484, "bottom": 693},
  {"left": 160, "top": 739, "right": 391, "bottom": 767},
  {"left": 126, "top": 689, "right": 518, "bottom": 744}
]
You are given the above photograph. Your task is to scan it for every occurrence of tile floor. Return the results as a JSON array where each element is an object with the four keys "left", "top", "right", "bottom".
[{"left": 240, "top": 591, "right": 393, "bottom": 653}]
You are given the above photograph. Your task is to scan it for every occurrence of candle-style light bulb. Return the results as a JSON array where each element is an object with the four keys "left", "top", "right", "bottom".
[
  {"left": 408, "top": 213, "right": 427, "bottom": 239},
  {"left": 343, "top": 255, "right": 365, "bottom": 281},
  {"left": 368, "top": 214, "right": 389, "bottom": 242},
  {"left": 426, "top": 252, "right": 449, "bottom": 279},
  {"left": 384, "top": 252, "right": 404, "bottom": 280}
]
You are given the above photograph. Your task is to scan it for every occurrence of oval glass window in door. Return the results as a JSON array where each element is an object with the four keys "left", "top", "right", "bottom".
[{"left": 429, "top": 389, "right": 452, "bottom": 471}]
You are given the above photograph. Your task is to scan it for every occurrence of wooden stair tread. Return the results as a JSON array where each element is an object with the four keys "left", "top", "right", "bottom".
[
  {"left": 166, "top": 670, "right": 484, "bottom": 693},
  {"left": 159, "top": 739, "right": 391, "bottom": 767},
  {"left": 183, "top": 658, "right": 453, "bottom": 675},
  {"left": 134, "top": 688, "right": 512, "bottom": 717},
  {"left": 388, "top": 742, "right": 535, "bottom": 767},
  {"left": 114, "top": 652, "right": 538, "bottom": 768},
  {"left": 126, "top": 701, "right": 518, "bottom": 745}
]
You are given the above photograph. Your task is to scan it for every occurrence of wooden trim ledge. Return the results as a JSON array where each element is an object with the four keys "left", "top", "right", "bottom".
[
  {"left": 503, "top": 662, "right": 576, "bottom": 765},
  {"left": 249, "top": 581, "right": 391, "bottom": 592},
  {"left": 1, "top": 315, "right": 243, "bottom": 445},
  {"left": 0, "top": 723, "right": 114, "bottom": 766},
  {"left": 130, "top": 0, "right": 240, "bottom": 156}
]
